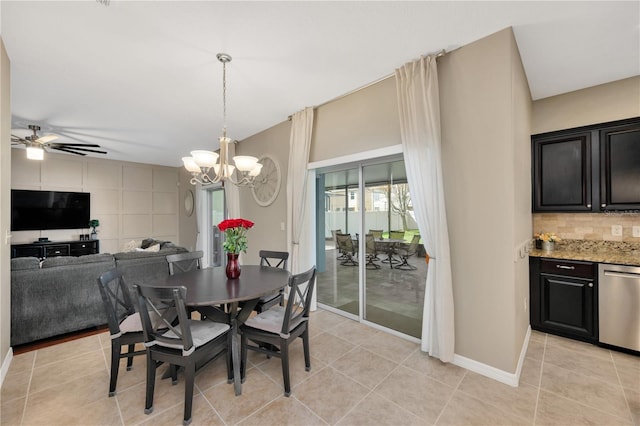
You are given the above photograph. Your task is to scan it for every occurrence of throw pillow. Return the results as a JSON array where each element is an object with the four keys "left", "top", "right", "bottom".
[{"left": 122, "top": 240, "right": 138, "bottom": 253}]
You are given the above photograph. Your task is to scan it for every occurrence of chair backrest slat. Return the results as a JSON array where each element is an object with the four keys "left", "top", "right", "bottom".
[
  {"left": 167, "top": 251, "right": 203, "bottom": 275},
  {"left": 97, "top": 269, "right": 135, "bottom": 336},
  {"left": 281, "top": 266, "right": 316, "bottom": 336},
  {"left": 134, "top": 284, "right": 192, "bottom": 353},
  {"left": 259, "top": 250, "right": 289, "bottom": 270}
]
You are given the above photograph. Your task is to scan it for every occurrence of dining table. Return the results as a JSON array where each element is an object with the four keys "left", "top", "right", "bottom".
[
  {"left": 375, "top": 238, "right": 407, "bottom": 268},
  {"left": 153, "top": 265, "right": 291, "bottom": 396}
]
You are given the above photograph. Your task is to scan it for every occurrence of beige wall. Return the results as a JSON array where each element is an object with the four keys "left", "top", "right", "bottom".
[
  {"left": 1, "top": 38, "right": 12, "bottom": 378},
  {"left": 532, "top": 76, "right": 640, "bottom": 134},
  {"left": 439, "top": 27, "right": 531, "bottom": 372},
  {"left": 235, "top": 121, "right": 291, "bottom": 262},
  {"left": 178, "top": 168, "right": 198, "bottom": 252},
  {"left": 10, "top": 151, "right": 185, "bottom": 253},
  {"left": 236, "top": 27, "right": 532, "bottom": 375},
  {"left": 311, "top": 76, "right": 401, "bottom": 163},
  {"left": 532, "top": 75, "right": 640, "bottom": 243}
]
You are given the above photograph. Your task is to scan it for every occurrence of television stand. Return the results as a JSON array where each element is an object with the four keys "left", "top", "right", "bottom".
[{"left": 11, "top": 240, "right": 100, "bottom": 259}]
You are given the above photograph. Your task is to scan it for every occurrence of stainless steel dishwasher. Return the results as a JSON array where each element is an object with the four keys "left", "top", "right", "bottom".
[{"left": 598, "top": 263, "right": 640, "bottom": 352}]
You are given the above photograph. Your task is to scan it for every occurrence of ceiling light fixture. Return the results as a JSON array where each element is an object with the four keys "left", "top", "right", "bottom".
[
  {"left": 182, "top": 53, "right": 262, "bottom": 186},
  {"left": 26, "top": 143, "right": 44, "bottom": 160}
]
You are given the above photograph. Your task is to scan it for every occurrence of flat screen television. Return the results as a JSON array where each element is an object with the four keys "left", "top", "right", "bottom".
[{"left": 11, "top": 190, "right": 91, "bottom": 231}]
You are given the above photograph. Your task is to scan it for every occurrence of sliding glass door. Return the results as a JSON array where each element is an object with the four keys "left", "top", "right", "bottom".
[{"left": 316, "top": 157, "right": 426, "bottom": 338}]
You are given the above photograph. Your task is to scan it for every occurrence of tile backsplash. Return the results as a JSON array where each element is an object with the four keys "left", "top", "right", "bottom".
[{"left": 533, "top": 212, "right": 640, "bottom": 242}]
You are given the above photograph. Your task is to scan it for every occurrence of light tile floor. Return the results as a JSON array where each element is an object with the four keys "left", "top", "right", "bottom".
[{"left": 2, "top": 309, "right": 639, "bottom": 425}]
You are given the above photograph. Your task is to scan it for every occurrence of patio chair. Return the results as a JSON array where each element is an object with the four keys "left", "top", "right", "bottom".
[
  {"left": 254, "top": 250, "right": 289, "bottom": 313},
  {"left": 365, "top": 234, "right": 381, "bottom": 269},
  {"left": 369, "top": 229, "right": 384, "bottom": 239},
  {"left": 394, "top": 234, "right": 421, "bottom": 270},
  {"left": 97, "top": 268, "right": 146, "bottom": 397},
  {"left": 134, "top": 284, "right": 231, "bottom": 426},
  {"left": 240, "top": 266, "right": 317, "bottom": 396},
  {"left": 336, "top": 233, "right": 358, "bottom": 266}
]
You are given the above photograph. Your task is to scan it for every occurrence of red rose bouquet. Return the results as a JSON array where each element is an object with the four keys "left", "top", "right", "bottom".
[{"left": 218, "top": 218, "right": 254, "bottom": 254}]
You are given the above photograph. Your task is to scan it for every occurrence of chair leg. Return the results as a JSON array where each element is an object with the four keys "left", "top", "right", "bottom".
[
  {"left": 280, "top": 339, "right": 291, "bottom": 397},
  {"left": 109, "top": 341, "right": 121, "bottom": 397},
  {"left": 144, "top": 353, "right": 156, "bottom": 415},
  {"left": 126, "top": 344, "right": 135, "bottom": 370},
  {"left": 302, "top": 329, "right": 311, "bottom": 372},
  {"left": 227, "top": 333, "right": 234, "bottom": 383},
  {"left": 183, "top": 362, "right": 195, "bottom": 426},
  {"left": 240, "top": 332, "right": 247, "bottom": 383}
]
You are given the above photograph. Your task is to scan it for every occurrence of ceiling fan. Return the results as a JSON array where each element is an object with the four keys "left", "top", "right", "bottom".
[{"left": 11, "top": 124, "right": 107, "bottom": 159}]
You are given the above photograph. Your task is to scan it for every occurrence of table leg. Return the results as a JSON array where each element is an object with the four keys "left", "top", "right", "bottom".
[{"left": 229, "top": 309, "right": 242, "bottom": 396}]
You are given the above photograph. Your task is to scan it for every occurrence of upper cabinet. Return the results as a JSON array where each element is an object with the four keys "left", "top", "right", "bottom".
[
  {"left": 600, "top": 120, "right": 640, "bottom": 210},
  {"left": 532, "top": 117, "right": 640, "bottom": 212}
]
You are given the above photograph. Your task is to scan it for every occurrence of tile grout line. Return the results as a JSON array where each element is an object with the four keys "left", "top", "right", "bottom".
[
  {"left": 531, "top": 332, "right": 547, "bottom": 426},
  {"left": 18, "top": 350, "right": 38, "bottom": 426},
  {"left": 607, "top": 350, "right": 635, "bottom": 424}
]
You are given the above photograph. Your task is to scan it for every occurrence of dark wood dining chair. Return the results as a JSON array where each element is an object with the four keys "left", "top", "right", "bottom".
[
  {"left": 254, "top": 250, "right": 289, "bottom": 313},
  {"left": 166, "top": 251, "right": 203, "bottom": 275},
  {"left": 240, "top": 266, "right": 317, "bottom": 397},
  {"left": 96, "top": 268, "right": 146, "bottom": 397},
  {"left": 134, "top": 284, "right": 231, "bottom": 426}
]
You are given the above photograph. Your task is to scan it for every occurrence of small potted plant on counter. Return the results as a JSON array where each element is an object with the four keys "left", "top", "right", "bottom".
[{"left": 534, "top": 232, "right": 560, "bottom": 251}]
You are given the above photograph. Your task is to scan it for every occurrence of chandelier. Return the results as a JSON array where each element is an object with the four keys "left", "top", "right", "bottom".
[{"left": 182, "top": 53, "right": 262, "bottom": 186}]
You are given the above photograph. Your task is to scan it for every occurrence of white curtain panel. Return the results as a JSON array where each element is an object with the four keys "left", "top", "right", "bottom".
[
  {"left": 395, "top": 55, "right": 455, "bottom": 361},
  {"left": 286, "top": 107, "right": 314, "bottom": 273}
]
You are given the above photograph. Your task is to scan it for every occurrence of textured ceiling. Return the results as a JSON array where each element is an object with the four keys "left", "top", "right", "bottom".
[{"left": 2, "top": 1, "right": 639, "bottom": 166}]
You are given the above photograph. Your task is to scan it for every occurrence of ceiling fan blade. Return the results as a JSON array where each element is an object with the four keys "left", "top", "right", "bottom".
[
  {"left": 51, "top": 147, "right": 87, "bottom": 156},
  {"left": 11, "top": 134, "right": 27, "bottom": 143},
  {"left": 36, "top": 135, "right": 58, "bottom": 144},
  {"left": 49, "top": 143, "right": 102, "bottom": 148},
  {"left": 52, "top": 146, "right": 107, "bottom": 154}
]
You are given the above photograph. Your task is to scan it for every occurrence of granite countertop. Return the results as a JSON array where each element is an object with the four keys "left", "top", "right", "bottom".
[{"left": 529, "top": 240, "right": 640, "bottom": 266}]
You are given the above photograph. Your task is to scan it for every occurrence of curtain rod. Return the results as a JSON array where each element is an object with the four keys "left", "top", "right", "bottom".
[{"left": 288, "top": 49, "right": 446, "bottom": 120}]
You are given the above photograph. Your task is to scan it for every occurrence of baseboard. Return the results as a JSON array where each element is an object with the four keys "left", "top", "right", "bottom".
[
  {"left": 1, "top": 348, "right": 14, "bottom": 388},
  {"left": 452, "top": 326, "right": 531, "bottom": 388}
]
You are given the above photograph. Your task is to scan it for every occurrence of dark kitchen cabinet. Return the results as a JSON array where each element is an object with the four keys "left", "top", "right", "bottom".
[
  {"left": 530, "top": 257, "right": 598, "bottom": 342},
  {"left": 600, "top": 120, "right": 640, "bottom": 210},
  {"left": 532, "top": 131, "right": 592, "bottom": 211},
  {"left": 532, "top": 117, "right": 640, "bottom": 212}
]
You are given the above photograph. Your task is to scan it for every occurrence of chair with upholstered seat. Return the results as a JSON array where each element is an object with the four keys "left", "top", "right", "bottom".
[
  {"left": 394, "top": 234, "right": 421, "bottom": 270},
  {"left": 166, "top": 251, "right": 203, "bottom": 275},
  {"left": 97, "top": 268, "right": 147, "bottom": 397},
  {"left": 336, "top": 233, "right": 358, "bottom": 266},
  {"left": 253, "top": 250, "right": 289, "bottom": 313},
  {"left": 364, "top": 234, "right": 381, "bottom": 269},
  {"left": 240, "top": 266, "right": 317, "bottom": 397},
  {"left": 369, "top": 229, "right": 384, "bottom": 239},
  {"left": 134, "top": 284, "right": 231, "bottom": 426}
]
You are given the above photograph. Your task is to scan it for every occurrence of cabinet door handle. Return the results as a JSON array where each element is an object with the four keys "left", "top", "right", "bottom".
[
  {"left": 586, "top": 204, "right": 591, "bottom": 208},
  {"left": 556, "top": 265, "right": 575, "bottom": 270},
  {"left": 588, "top": 283, "right": 593, "bottom": 288},
  {"left": 601, "top": 203, "right": 607, "bottom": 208}
]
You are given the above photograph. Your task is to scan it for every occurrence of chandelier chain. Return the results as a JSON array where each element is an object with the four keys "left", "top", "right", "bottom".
[{"left": 222, "top": 59, "right": 227, "bottom": 138}]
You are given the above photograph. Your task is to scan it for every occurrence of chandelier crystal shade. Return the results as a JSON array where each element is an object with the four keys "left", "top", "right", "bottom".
[{"left": 182, "top": 53, "right": 262, "bottom": 186}]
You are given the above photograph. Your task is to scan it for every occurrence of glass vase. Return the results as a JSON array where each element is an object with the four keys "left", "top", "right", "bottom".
[{"left": 226, "top": 253, "right": 241, "bottom": 279}]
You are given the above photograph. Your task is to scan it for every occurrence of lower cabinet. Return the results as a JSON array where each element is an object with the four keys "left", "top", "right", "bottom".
[{"left": 530, "top": 257, "right": 598, "bottom": 342}]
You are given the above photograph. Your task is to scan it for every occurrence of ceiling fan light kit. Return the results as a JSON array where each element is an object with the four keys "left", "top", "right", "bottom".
[
  {"left": 26, "top": 143, "right": 44, "bottom": 160},
  {"left": 11, "top": 124, "right": 107, "bottom": 160},
  {"left": 182, "top": 53, "right": 263, "bottom": 187}
]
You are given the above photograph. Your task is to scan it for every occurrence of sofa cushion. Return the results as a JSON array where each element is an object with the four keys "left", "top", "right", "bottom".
[
  {"left": 11, "top": 257, "right": 41, "bottom": 271},
  {"left": 41, "top": 253, "right": 115, "bottom": 268}
]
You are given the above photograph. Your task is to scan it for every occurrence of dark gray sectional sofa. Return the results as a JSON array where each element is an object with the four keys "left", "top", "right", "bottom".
[{"left": 10, "top": 246, "right": 188, "bottom": 346}]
